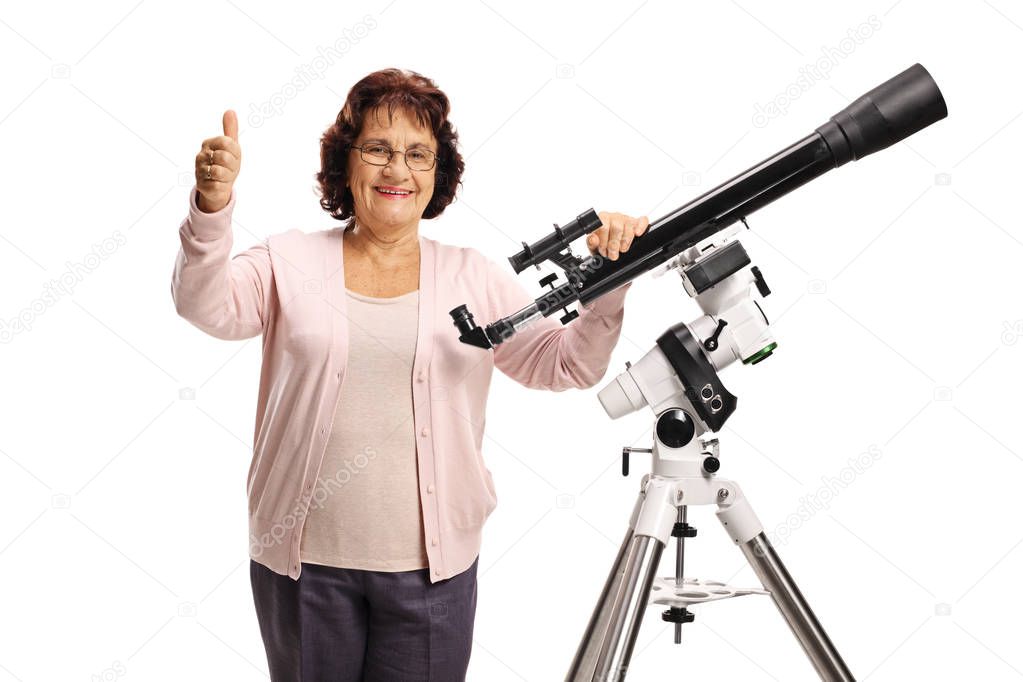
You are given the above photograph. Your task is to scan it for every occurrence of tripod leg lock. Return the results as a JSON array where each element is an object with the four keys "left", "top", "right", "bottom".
[
  {"left": 715, "top": 483, "right": 764, "bottom": 545},
  {"left": 633, "top": 477, "right": 679, "bottom": 542}
]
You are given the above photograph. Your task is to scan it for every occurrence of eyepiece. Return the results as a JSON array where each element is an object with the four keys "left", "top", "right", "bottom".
[{"left": 449, "top": 304, "right": 476, "bottom": 336}]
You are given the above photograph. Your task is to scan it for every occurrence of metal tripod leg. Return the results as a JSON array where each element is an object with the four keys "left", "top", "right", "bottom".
[
  {"left": 567, "top": 478, "right": 855, "bottom": 681},
  {"left": 737, "top": 532, "right": 855, "bottom": 681},
  {"left": 566, "top": 529, "right": 663, "bottom": 682},
  {"left": 567, "top": 485, "right": 673, "bottom": 682},
  {"left": 565, "top": 523, "right": 634, "bottom": 681}
]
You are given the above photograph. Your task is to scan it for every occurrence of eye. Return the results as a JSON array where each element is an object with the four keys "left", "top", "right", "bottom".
[
  {"left": 364, "top": 144, "right": 390, "bottom": 155},
  {"left": 408, "top": 149, "right": 428, "bottom": 161}
]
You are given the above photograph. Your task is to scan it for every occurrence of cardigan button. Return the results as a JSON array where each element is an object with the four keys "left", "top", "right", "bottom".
[
  {"left": 421, "top": 427, "right": 430, "bottom": 437},
  {"left": 417, "top": 370, "right": 426, "bottom": 382},
  {"left": 427, "top": 484, "right": 435, "bottom": 494},
  {"left": 431, "top": 537, "right": 438, "bottom": 547}
]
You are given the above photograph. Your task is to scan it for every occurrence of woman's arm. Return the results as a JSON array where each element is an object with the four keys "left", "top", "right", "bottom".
[
  {"left": 171, "top": 186, "right": 273, "bottom": 340},
  {"left": 487, "top": 257, "right": 631, "bottom": 391}
]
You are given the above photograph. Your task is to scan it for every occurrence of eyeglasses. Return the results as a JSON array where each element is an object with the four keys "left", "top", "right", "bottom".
[{"left": 350, "top": 143, "right": 437, "bottom": 171}]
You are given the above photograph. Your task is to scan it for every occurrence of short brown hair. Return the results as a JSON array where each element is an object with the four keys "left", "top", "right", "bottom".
[{"left": 316, "top": 68, "right": 465, "bottom": 230}]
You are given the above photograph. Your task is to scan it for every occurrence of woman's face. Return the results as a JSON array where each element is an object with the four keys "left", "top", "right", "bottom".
[{"left": 347, "top": 106, "right": 437, "bottom": 236}]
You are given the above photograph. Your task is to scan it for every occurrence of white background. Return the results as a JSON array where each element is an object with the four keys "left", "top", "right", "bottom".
[{"left": 1, "top": 1, "right": 1021, "bottom": 680}]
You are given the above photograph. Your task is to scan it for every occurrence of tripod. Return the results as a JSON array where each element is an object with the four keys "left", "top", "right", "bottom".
[
  {"left": 565, "top": 435, "right": 854, "bottom": 681},
  {"left": 562, "top": 227, "right": 855, "bottom": 681}
]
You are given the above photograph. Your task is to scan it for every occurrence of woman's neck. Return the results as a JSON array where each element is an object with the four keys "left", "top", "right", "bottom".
[{"left": 344, "top": 221, "right": 419, "bottom": 267}]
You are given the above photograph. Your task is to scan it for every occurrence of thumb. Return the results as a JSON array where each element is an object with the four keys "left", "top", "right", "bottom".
[{"left": 222, "top": 109, "right": 238, "bottom": 140}]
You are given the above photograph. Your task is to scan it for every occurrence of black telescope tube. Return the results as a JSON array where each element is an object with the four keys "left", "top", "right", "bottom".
[
  {"left": 559, "top": 63, "right": 948, "bottom": 306},
  {"left": 456, "top": 64, "right": 947, "bottom": 349},
  {"left": 567, "top": 133, "right": 834, "bottom": 304}
]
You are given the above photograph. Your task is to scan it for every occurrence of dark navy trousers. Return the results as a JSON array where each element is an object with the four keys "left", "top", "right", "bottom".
[{"left": 250, "top": 557, "right": 478, "bottom": 681}]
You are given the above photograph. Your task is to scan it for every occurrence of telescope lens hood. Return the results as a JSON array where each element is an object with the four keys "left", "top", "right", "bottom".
[{"left": 818, "top": 63, "right": 947, "bottom": 165}]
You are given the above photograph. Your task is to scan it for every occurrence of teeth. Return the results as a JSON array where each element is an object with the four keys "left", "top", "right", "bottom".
[{"left": 377, "top": 188, "right": 410, "bottom": 195}]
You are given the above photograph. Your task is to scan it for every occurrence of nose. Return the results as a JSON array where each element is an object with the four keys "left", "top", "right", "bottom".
[{"left": 381, "top": 151, "right": 409, "bottom": 178}]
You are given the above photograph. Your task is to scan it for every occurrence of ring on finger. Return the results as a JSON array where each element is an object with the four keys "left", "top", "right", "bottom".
[{"left": 206, "top": 164, "right": 212, "bottom": 180}]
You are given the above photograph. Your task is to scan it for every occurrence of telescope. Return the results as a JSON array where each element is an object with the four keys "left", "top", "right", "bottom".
[
  {"left": 447, "top": 63, "right": 948, "bottom": 681},
  {"left": 450, "top": 63, "right": 947, "bottom": 354}
]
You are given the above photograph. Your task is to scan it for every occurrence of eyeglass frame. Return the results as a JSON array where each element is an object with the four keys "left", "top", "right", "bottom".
[{"left": 349, "top": 143, "right": 438, "bottom": 171}]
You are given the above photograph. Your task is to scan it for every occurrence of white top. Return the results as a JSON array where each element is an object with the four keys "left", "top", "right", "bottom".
[{"left": 299, "top": 287, "right": 428, "bottom": 571}]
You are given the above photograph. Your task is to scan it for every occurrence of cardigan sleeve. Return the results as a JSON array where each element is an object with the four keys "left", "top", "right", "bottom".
[
  {"left": 171, "top": 186, "right": 273, "bottom": 340},
  {"left": 486, "top": 256, "right": 631, "bottom": 391}
]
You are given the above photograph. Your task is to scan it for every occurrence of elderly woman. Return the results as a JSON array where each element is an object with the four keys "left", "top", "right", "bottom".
[{"left": 172, "top": 68, "right": 648, "bottom": 681}]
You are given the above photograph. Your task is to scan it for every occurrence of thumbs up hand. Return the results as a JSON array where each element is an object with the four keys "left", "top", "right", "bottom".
[{"left": 195, "top": 110, "right": 242, "bottom": 213}]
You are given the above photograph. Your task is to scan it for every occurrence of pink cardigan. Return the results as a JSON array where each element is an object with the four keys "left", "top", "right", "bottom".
[{"left": 171, "top": 186, "right": 631, "bottom": 582}]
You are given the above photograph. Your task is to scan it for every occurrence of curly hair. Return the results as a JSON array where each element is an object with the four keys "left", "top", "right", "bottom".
[{"left": 316, "top": 68, "right": 465, "bottom": 230}]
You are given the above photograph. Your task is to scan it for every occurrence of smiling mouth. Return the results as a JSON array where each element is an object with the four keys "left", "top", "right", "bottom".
[{"left": 375, "top": 186, "right": 413, "bottom": 198}]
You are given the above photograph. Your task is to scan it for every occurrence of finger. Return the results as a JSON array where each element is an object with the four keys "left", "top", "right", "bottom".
[
  {"left": 218, "top": 149, "right": 238, "bottom": 172},
  {"left": 597, "top": 230, "right": 609, "bottom": 257},
  {"left": 196, "top": 149, "right": 238, "bottom": 173},
  {"left": 203, "top": 135, "right": 241, "bottom": 160},
  {"left": 196, "top": 162, "right": 225, "bottom": 183},
  {"left": 589, "top": 226, "right": 608, "bottom": 257},
  {"left": 223, "top": 109, "right": 239, "bottom": 141},
  {"left": 201, "top": 145, "right": 240, "bottom": 173},
  {"left": 621, "top": 216, "right": 650, "bottom": 253},
  {"left": 607, "top": 217, "right": 625, "bottom": 259},
  {"left": 197, "top": 178, "right": 232, "bottom": 194},
  {"left": 212, "top": 137, "right": 242, "bottom": 162},
  {"left": 594, "top": 212, "right": 612, "bottom": 257},
  {"left": 198, "top": 159, "right": 237, "bottom": 185},
  {"left": 620, "top": 220, "right": 638, "bottom": 253}
]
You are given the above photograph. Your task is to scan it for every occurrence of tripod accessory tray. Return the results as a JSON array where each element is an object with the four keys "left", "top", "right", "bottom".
[{"left": 649, "top": 576, "right": 768, "bottom": 609}]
